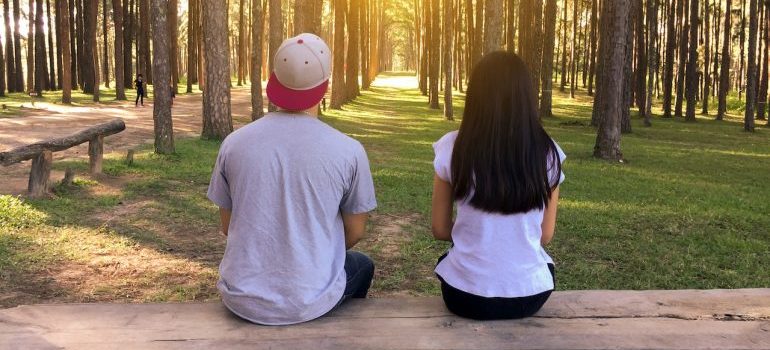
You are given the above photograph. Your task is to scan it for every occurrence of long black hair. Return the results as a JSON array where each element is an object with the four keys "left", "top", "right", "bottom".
[{"left": 451, "top": 51, "right": 561, "bottom": 215}]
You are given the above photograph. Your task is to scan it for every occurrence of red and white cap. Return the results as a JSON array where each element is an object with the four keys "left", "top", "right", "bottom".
[{"left": 266, "top": 33, "right": 331, "bottom": 111}]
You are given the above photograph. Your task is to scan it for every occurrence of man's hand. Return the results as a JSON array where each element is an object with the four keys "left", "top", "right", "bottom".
[
  {"left": 342, "top": 212, "right": 369, "bottom": 249},
  {"left": 219, "top": 208, "right": 231, "bottom": 237}
]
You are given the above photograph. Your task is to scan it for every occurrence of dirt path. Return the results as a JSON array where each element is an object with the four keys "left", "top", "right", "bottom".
[{"left": 0, "top": 88, "right": 254, "bottom": 195}]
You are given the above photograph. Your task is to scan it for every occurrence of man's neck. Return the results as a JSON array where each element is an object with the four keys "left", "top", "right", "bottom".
[{"left": 280, "top": 105, "right": 320, "bottom": 118}]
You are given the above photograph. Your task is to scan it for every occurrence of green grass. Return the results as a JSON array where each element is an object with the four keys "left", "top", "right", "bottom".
[{"left": 1, "top": 72, "right": 769, "bottom": 305}]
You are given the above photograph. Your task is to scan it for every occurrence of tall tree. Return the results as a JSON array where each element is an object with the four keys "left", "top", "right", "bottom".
[
  {"left": 594, "top": 0, "right": 630, "bottom": 161},
  {"left": 0, "top": 7, "right": 4, "bottom": 96},
  {"left": 250, "top": 0, "right": 264, "bottom": 120},
  {"left": 427, "top": 0, "right": 439, "bottom": 108},
  {"left": 634, "top": 0, "right": 647, "bottom": 114},
  {"left": 540, "top": 0, "right": 557, "bottom": 118},
  {"left": 138, "top": 0, "right": 151, "bottom": 81},
  {"left": 644, "top": 0, "right": 659, "bottom": 126},
  {"left": 484, "top": 0, "right": 503, "bottom": 53},
  {"left": 674, "top": 0, "right": 688, "bottom": 118},
  {"left": 57, "top": 0, "right": 71, "bottom": 103},
  {"left": 27, "top": 0, "right": 34, "bottom": 92},
  {"left": 505, "top": 0, "right": 515, "bottom": 51},
  {"left": 559, "top": 0, "right": 568, "bottom": 92},
  {"left": 46, "top": 0, "right": 55, "bottom": 90},
  {"left": 34, "top": 0, "right": 48, "bottom": 93},
  {"left": 267, "top": 0, "right": 283, "bottom": 111},
  {"left": 201, "top": 0, "right": 233, "bottom": 139},
  {"left": 151, "top": 0, "right": 174, "bottom": 153},
  {"left": 443, "top": 0, "right": 453, "bottom": 120},
  {"left": 82, "top": 0, "right": 98, "bottom": 94},
  {"left": 12, "top": 0, "right": 23, "bottom": 92},
  {"left": 346, "top": 0, "right": 361, "bottom": 100},
  {"left": 684, "top": 0, "right": 698, "bottom": 122},
  {"left": 330, "top": 0, "right": 346, "bottom": 109},
  {"left": 237, "top": 0, "right": 245, "bottom": 85},
  {"left": 3, "top": 0, "right": 15, "bottom": 92},
  {"left": 168, "top": 0, "right": 178, "bottom": 90},
  {"left": 662, "top": 0, "right": 678, "bottom": 117},
  {"left": 419, "top": 0, "right": 429, "bottom": 94},
  {"left": 102, "top": 0, "right": 109, "bottom": 88},
  {"left": 293, "top": 0, "right": 322, "bottom": 34},
  {"left": 123, "top": 0, "right": 133, "bottom": 88},
  {"left": 112, "top": 0, "right": 127, "bottom": 99},
  {"left": 701, "top": 0, "right": 710, "bottom": 115},
  {"left": 569, "top": 0, "right": 579, "bottom": 98},
  {"left": 758, "top": 2, "right": 769, "bottom": 121},
  {"left": 744, "top": 0, "right": 758, "bottom": 131},
  {"left": 186, "top": 0, "right": 198, "bottom": 92},
  {"left": 68, "top": 0, "right": 77, "bottom": 89},
  {"left": 518, "top": 0, "right": 543, "bottom": 95},
  {"left": 716, "top": 0, "right": 731, "bottom": 120},
  {"left": 587, "top": 0, "right": 597, "bottom": 95}
]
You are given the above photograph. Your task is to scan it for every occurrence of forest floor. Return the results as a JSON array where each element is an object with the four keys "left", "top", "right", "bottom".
[{"left": 1, "top": 73, "right": 769, "bottom": 307}]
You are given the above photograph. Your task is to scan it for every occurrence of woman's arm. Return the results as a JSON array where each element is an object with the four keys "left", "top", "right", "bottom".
[
  {"left": 541, "top": 187, "right": 560, "bottom": 246},
  {"left": 431, "top": 174, "right": 454, "bottom": 241}
]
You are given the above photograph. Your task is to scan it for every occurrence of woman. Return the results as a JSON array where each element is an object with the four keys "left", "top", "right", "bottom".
[
  {"left": 431, "top": 51, "right": 565, "bottom": 320},
  {"left": 134, "top": 74, "right": 145, "bottom": 107}
]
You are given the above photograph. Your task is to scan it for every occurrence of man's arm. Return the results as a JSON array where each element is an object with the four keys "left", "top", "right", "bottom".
[
  {"left": 219, "top": 207, "right": 231, "bottom": 236},
  {"left": 342, "top": 212, "right": 368, "bottom": 249}
]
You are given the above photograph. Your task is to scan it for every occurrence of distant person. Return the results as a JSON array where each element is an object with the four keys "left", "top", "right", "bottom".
[
  {"left": 430, "top": 51, "right": 566, "bottom": 320},
  {"left": 134, "top": 74, "right": 145, "bottom": 107},
  {"left": 207, "top": 33, "right": 377, "bottom": 325},
  {"left": 170, "top": 85, "right": 176, "bottom": 106}
]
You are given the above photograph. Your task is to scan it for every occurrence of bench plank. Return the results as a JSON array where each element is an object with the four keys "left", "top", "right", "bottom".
[{"left": 1, "top": 290, "right": 769, "bottom": 349}]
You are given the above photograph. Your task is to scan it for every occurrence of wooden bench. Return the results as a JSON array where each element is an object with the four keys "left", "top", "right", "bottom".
[
  {"left": 1, "top": 289, "right": 769, "bottom": 349},
  {"left": 0, "top": 118, "right": 126, "bottom": 197}
]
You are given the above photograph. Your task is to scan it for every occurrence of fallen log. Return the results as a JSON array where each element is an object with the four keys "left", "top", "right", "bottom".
[{"left": 0, "top": 118, "right": 125, "bottom": 166}]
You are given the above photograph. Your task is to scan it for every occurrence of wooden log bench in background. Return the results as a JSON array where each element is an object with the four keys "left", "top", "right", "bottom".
[
  {"left": 1, "top": 289, "right": 769, "bottom": 349},
  {"left": 0, "top": 118, "right": 126, "bottom": 198}
]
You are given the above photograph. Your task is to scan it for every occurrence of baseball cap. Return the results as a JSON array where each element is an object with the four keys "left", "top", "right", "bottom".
[{"left": 266, "top": 33, "right": 331, "bottom": 111}]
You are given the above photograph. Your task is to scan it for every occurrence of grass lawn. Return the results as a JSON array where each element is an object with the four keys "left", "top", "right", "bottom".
[{"left": 1, "top": 72, "right": 769, "bottom": 306}]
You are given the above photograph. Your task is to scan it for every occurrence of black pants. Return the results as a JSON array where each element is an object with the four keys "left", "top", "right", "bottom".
[
  {"left": 135, "top": 91, "right": 144, "bottom": 105},
  {"left": 437, "top": 254, "right": 555, "bottom": 320}
]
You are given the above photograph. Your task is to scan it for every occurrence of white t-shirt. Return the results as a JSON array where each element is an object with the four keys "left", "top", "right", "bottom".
[{"left": 433, "top": 131, "right": 566, "bottom": 298}]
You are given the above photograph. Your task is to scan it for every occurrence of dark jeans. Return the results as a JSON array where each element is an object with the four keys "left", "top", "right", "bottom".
[
  {"left": 334, "top": 251, "right": 375, "bottom": 307},
  {"left": 135, "top": 91, "right": 144, "bottom": 105},
  {"left": 436, "top": 253, "right": 555, "bottom": 320}
]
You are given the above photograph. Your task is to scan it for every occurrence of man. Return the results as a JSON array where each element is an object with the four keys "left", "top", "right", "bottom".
[
  {"left": 207, "top": 33, "right": 377, "bottom": 325},
  {"left": 134, "top": 74, "right": 145, "bottom": 107}
]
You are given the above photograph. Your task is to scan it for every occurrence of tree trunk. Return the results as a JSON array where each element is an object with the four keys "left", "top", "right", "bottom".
[
  {"left": 168, "top": 0, "right": 178, "bottom": 90},
  {"left": 569, "top": 0, "right": 578, "bottom": 98},
  {"left": 76, "top": 0, "right": 84, "bottom": 88},
  {"left": 701, "top": 0, "right": 710, "bottom": 115},
  {"left": 428, "top": 0, "right": 439, "bottom": 109},
  {"left": 419, "top": 0, "right": 429, "bottom": 95},
  {"left": 112, "top": 0, "right": 126, "bottom": 99},
  {"left": 758, "top": 2, "right": 769, "bottom": 121},
  {"left": 484, "top": 0, "right": 502, "bottom": 53},
  {"left": 267, "top": 0, "right": 282, "bottom": 111},
  {"left": 540, "top": 0, "right": 557, "bottom": 118},
  {"left": 27, "top": 0, "right": 35, "bottom": 92},
  {"left": 57, "top": 0, "right": 72, "bottom": 103},
  {"left": 360, "top": 0, "right": 370, "bottom": 89},
  {"left": 505, "top": 0, "right": 515, "bottom": 52},
  {"left": 3, "top": 0, "right": 15, "bottom": 92},
  {"left": 518, "top": 0, "right": 543, "bottom": 96},
  {"left": 101, "top": 0, "right": 109, "bottom": 88},
  {"left": 330, "top": 0, "right": 346, "bottom": 109},
  {"left": 644, "top": 0, "right": 659, "bottom": 126},
  {"left": 738, "top": 0, "right": 745, "bottom": 100},
  {"left": 559, "top": 0, "right": 568, "bottom": 92},
  {"left": 716, "top": 0, "right": 731, "bottom": 120},
  {"left": 250, "top": 0, "right": 264, "bottom": 120},
  {"left": 201, "top": 0, "right": 233, "bottom": 139},
  {"left": 186, "top": 0, "right": 198, "bottom": 92},
  {"left": 634, "top": 0, "right": 647, "bottom": 115},
  {"left": 90, "top": 0, "right": 99, "bottom": 101},
  {"left": 744, "top": 0, "right": 758, "bottom": 131},
  {"left": 123, "top": 0, "right": 134, "bottom": 88},
  {"left": 150, "top": 0, "right": 174, "bottom": 153},
  {"left": 621, "top": 0, "right": 634, "bottom": 134},
  {"left": 587, "top": 0, "right": 597, "bottom": 95},
  {"left": 594, "top": 0, "right": 630, "bottom": 161},
  {"left": 443, "top": 0, "right": 453, "bottom": 120},
  {"left": 82, "top": 0, "right": 97, "bottom": 94},
  {"left": 346, "top": 0, "right": 360, "bottom": 100},
  {"left": 237, "top": 0, "right": 245, "bottom": 86},
  {"left": 12, "top": 0, "right": 23, "bottom": 92},
  {"left": 684, "top": 0, "right": 698, "bottom": 122},
  {"left": 674, "top": 0, "right": 688, "bottom": 118},
  {"left": 46, "top": 0, "right": 55, "bottom": 90},
  {"left": 138, "top": 0, "right": 150, "bottom": 81}
]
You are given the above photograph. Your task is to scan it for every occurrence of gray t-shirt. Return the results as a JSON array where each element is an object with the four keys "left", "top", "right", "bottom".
[{"left": 207, "top": 112, "right": 377, "bottom": 325}]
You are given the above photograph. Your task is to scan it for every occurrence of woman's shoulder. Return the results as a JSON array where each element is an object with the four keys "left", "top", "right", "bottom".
[{"left": 434, "top": 130, "right": 459, "bottom": 150}]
